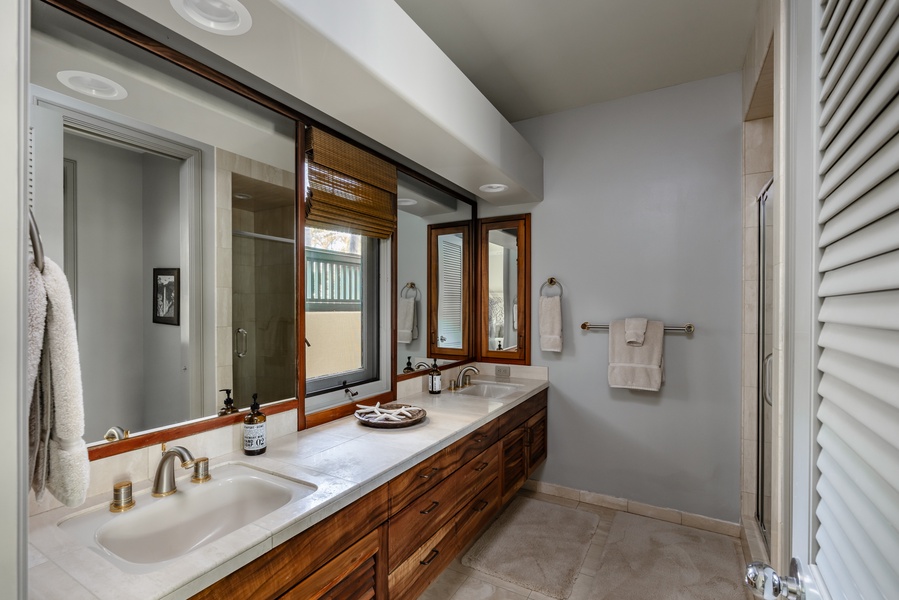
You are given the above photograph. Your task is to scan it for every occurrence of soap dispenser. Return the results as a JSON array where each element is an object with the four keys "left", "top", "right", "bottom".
[
  {"left": 218, "top": 388, "right": 238, "bottom": 416},
  {"left": 428, "top": 360, "right": 442, "bottom": 395},
  {"left": 243, "top": 393, "right": 267, "bottom": 455}
]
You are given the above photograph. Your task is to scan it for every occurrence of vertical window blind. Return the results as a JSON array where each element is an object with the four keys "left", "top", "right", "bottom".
[
  {"left": 815, "top": 1, "right": 899, "bottom": 598},
  {"left": 304, "top": 127, "right": 397, "bottom": 238}
]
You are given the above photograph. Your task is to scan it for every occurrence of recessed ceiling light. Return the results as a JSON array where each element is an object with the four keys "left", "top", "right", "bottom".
[
  {"left": 479, "top": 183, "right": 508, "bottom": 193},
  {"left": 57, "top": 70, "right": 128, "bottom": 100},
  {"left": 170, "top": 0, "right": 252, "bottom": 36},
  {"left": 397, "top": 198, "right": 417, "bottom": 206},
  {"left": 233, "top": 192, "right": 253, "bottom": 200}
]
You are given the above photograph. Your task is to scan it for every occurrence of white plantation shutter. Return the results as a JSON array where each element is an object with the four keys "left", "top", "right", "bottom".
[
  {"left": 437, "top": 235, "right": 463, "bottom": 348},
  {"left": 815, "top": 1, "right": 899, "bottom": 598}
]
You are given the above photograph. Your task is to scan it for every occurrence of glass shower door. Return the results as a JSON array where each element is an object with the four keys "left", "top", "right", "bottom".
[{"left": 757, "top": 178, "right": 774, "bottom": 547}]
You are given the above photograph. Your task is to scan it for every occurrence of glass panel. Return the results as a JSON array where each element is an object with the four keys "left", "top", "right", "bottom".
[
  {"left": 486, "top": 228, "right": 519, "bottom": 351},
  {"left": 232, "top": 175, "right": 296, "bottom": 408},
  {"left": 305, "top": 227, "right": 379, "bottom": 394},
  {"left": 436, "top": 232, "right": 464, "bottom": 349}
]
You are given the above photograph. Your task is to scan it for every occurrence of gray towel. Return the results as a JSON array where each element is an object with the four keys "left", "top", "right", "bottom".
[
  {"left": 397, "top": 296, "right": 416, "bottom": 344},
  {"left": 608, "top": 319, "right": 664, "bottom": 391},
  {"left": 27, "top": 258, "right": 47, "bottom": 483},
  {"left": 34, "top": 257, "right": 89, "bottom": 507}
]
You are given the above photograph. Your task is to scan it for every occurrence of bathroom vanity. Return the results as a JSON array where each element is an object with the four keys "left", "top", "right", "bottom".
[{"left": 28, "top": 378, "right": 548, "bottom": 599}]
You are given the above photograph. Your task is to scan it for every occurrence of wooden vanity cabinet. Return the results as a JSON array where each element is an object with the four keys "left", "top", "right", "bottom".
[
  {"left": 499, "top": 390, "right": 548, "bottom": 504},
  {"left": 191, "top": 389, "right": 547, "bottom": 600},
  {"left": 190, "top": 486, "right": 389, "bottom": 600}
]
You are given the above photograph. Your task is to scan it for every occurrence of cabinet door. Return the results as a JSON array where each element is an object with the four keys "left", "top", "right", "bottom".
[
  {"left": 526, "top": 408, "right": 547, "bottom": 476},
  {"left": 500, "top": 427, "right": 527, "bottom": 504},
  {"left": 280, "top": 527, "right": 382, "bottom": 600}
]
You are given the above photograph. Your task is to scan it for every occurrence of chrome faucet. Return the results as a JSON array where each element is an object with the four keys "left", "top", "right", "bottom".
[
  {"left": 413, "top": 361, "right": 431, "bottom": 370},
  {"left": 456, "top": 365, "right": 480, "bottom": 388},
  {"left": 152, "top": 446, "right": 196, "bottom": 497}
]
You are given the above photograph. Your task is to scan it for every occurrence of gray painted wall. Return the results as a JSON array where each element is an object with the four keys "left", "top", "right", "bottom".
[
  {"left": 141, "top": 153, "right": 187, "bottom": 430},
  {"left": 504, "top": 72, "right": 743, "bottom": 521},
  {"left": 66, "top": 134, "right": 145, "bottom": 442}
]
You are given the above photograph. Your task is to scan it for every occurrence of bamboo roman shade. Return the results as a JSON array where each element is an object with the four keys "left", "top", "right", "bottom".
[
  {"left": 305, "top": 127, "right": 397, "bottom": 239},
  {"left": 814, "top": 1, "right": 899, "bottom": 598}
]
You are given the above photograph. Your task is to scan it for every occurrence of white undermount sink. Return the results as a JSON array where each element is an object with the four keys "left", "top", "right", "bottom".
[
  {"left": 455, "top": 380, "right": 524, "bottom": 399},
  {"left": 58, "top": 463, "right": 317, "bottom": 574}
]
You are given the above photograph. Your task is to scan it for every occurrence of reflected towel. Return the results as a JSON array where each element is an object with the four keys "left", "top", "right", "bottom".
[
  {"left": 397, "top": 297, "right": 416, "bottom": 344},
  {"left": 539, "top": 295, "right": 562, "bottom": 352},
  {"left": 608, "top": 319, "right": 664, "bottom": 391},
  {"left": 624, "top": 317, "right": 648, "bottom": 346},
  {"left": 34, "top": 257, "right": 89, "bottom": 507}
]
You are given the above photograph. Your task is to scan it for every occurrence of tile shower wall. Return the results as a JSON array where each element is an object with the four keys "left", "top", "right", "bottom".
[
  {"left": 215, "top": 149, "right": 296, "bottom": 407},
  {"left": 741, "top": 117, "right": 773, "bottom": 521}
]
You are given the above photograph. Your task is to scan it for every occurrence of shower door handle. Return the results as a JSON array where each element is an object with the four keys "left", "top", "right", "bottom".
[
  {"left": 235, "top": 328, "right": 248, "bottom": 358},
  {"left": 763, "top": 353, "right": 773, "bottom": 406}
]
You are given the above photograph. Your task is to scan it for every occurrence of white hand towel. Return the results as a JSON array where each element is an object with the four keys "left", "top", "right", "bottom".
[
  {"left": 539, "top": 295, "right": 562, "bottom": 352},
  {"left": 624, "top": 317, "right": 648, "bottom": 346},
  {"left": 397, "top": 296, "right": 415, "bottom": 344},
  {"left": 608, "top": 319, "right": 664, "bottom": 391},
  {"left": 36, "top": 257, "right": 89, "bottom": 507}
]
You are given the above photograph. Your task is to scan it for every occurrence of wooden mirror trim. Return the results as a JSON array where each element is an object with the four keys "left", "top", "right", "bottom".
[
  {"left": 478, "top": 214, "right": 531, "bottom": 364},
  {"left": 427, "top": 222, "right": 473, "bottom": 359}
]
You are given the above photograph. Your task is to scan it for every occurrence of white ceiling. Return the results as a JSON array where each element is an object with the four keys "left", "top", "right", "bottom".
[{"left": 394, "top": 0, "right": 760, "bottom": 122}]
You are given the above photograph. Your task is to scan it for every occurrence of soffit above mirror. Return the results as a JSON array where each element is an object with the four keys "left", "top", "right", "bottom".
[{"left": 87, "top": 0, "right": 544, "bottom": 205}]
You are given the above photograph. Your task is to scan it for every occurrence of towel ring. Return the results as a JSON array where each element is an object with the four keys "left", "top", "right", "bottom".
[
  {"left": 401, "top": 282, "right": 421, "bottom": 302},
  {"left": 540, "top": 277, "right": 562, "bottom": 297},
  {"left": 29, "top": 207, "right": 45, "bottom": 273}
]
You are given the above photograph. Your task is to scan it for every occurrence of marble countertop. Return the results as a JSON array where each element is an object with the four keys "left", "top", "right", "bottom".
[{"left": 28, "top": 377, "right": 548, "bottom": 600}]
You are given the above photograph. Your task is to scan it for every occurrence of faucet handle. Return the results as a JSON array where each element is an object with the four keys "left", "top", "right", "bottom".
[
  {"left": 191, "top": 457, "right": 211, "bottom": 483},
  {"left": 109, "top": 480, "right": 135, "bottom": 512}
]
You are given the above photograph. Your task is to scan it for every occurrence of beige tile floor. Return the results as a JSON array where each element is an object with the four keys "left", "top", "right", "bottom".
[{"left": 419, "top": 490, "right": 617, "bottom": 600}]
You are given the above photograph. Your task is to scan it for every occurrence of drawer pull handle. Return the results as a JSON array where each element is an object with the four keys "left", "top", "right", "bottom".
[
  {"left": 472, "top": 499, "right": 489, "bottom": 512},
  {"left": 418, "top": 467, "right": 439, "bottom": 480},
  {"left": 474, "top": 462, "right": 489, "bottom": 472},
  {"left": 420, "top": 549, "right": 440, "bottom": 566},
  {"left": 420, "top": 501, "right": 440, "bottom": 514},
  {"left": 473, "top": 437, "right": 484, "bottom": 444}
]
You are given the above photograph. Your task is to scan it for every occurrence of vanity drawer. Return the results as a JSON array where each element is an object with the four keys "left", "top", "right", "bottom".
[
  {"left": 498, "top": 389, "right": 547, "bottom": 438},
  {"left": 456, "top": 476, "right": 501, "bottom": 546},
  {"left": 388, "top": 444, "right": 498, "bottom": 570},
  {"left": 388, "top": 519, "right": 457, "bottom": 600},
  {"left": 388, "top": 419, "right": 497, "bottom": 516}
]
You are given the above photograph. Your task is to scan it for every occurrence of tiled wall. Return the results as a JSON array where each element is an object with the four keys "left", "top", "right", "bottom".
[{"left": 741, "top": 117, "right": 773, "bottom": 556}]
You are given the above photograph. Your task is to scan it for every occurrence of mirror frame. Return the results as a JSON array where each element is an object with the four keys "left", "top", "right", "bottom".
[
  {"left": 478, "top": 214, "right": 531, "bottom": 364},
  {"left": 427, "top": 221, "right": 473, "bottom": 360},
  {"left": 43, "top": 0, "right": 307, "bottom": 460}
]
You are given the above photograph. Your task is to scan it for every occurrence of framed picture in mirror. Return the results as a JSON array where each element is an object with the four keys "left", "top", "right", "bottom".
[{"left": 153, "top": 268, "right": 180, "bottom": 326}]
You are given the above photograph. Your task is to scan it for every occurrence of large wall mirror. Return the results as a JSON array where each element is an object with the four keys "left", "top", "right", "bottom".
[
  {"left": 479, "top": 215, "right": 530, "bottom": 364},
  {"left": 30, "top": 1, "right": 298, "bottom": 447},
  {"left": 396, "top": 172, "right": 474, "bottom": 375}
]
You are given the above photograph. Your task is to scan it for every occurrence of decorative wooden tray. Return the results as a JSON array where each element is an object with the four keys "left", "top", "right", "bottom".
[{"left": 354, "top": 403, "right": 427, "bottom": 428}]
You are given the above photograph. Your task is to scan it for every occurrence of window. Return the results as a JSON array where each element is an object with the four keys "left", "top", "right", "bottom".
[{"left": 303, "top": 127, "right": 395, "bottom": 412}]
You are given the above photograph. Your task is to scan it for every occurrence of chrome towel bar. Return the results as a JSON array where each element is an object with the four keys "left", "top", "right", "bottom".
[{"left": 581, "top": 321, "right": 695, "bottom": 334}]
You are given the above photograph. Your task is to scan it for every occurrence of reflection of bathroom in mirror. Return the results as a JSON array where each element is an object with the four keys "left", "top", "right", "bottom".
[
  {"left": 396, "top": 172, "right": 473, "bottom": 374},
  {"left": 486, "top": 228, "right": 519, "bottom": 351},
  {"left": 479, "top": 215, "right": 530, "bottom": 363},
  {"left": 29, "top": 2, "right": 297, "bottom": 444}
]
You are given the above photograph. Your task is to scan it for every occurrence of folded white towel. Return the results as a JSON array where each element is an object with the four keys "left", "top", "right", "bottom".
[
  {"left": 608, "top": 319, "right": 664, "bottom": 391},
  {"left": 397, "top": 296, "right": 415, "bottom": 344},
  {"left": 624, "top": 317, "right": 648, "bottom": 346},
  {"left": 539, "top": 295, "right": 562, "bottom": 352},
  {"left": 35, "top": 257, "right": 89, "bottom": 507}
]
